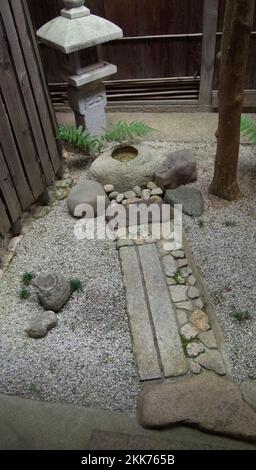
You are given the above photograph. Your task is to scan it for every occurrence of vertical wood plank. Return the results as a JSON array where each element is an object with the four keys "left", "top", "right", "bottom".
[
  {"left": 0, "top": 94, "right": 34, "bottom": 210},
  {"left": 11, "top": 0, "right": 61, "bottom": 175},
  {"left": 0, "top": 197, "right": 11, "bottom": 236},
  {"left": 199, "top": 0, "right": 219, "bottom": 105},
  {"left": 0, "top": 0, "right": 55, "bottom": 185},
  {"left": 0, "top": 145, "right": 21, "bottom": 223}
]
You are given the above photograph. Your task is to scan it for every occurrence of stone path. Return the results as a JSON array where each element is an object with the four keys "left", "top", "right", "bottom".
[{"left": 117, "top": 224, "right": 226, "bottom": 382}]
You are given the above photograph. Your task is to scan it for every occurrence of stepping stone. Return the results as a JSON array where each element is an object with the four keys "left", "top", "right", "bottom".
[
  {"left": 138, "top": 244, "right": 188, "bottom": 378},
  {"left": 119, "top": 247, "right": 161, "bottom": 381},
  {"left": 180, "top": 323, "right": 199, "bottom": 341},
  {"left": 165, "top": 186, "right": 204, "bottom": 218},
  {"left": 161, "top": 255, "right": 178, "bottom": 277},
  {"left": 240, "top": 380, "right": 256, "bottom": 412},
  {"left": 137, "top": 374, "right": 256, "bottom": 443},
  {"left": 188, "top": 286, "right": 200, "bottom": 299},
  {"left": 199, "top": 330, "right": 217, "bottom": 349},
  {"left": 169, "top": 285, "right": 188, "bottom": 302},
  {"left": 186, "top": 341, "right": 205, "bottom": 358},
  {"left": 195, "top": 349, "right": 225, "bottom": 376},
  {"left": 190, "top": 310, "right": 210, "bottom": 331}
]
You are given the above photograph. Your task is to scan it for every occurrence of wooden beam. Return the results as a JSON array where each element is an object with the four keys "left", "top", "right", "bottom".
[
  {"left": 199, "top": 0, "right": 219, "bottom": 105},
  {"left": 212, "top": 90, "right": 256, "bottom": 107}
]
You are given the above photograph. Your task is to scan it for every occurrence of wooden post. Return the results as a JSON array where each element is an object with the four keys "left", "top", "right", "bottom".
[{"left": 199, "top": 0, "right": 219, "bottom": 105}]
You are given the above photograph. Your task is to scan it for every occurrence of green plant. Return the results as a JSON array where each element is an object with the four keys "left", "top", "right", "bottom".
[
  {"left": 241, "top": 115, "right": 256, "bottom": 144},
  {"left": 57, "top": 125, "right": 103, "bottom": 154},
  {"left": 104, "top": 121, "right": 156, "bottom": 143},
  {"left": 197, "top": 216, "right": 205, "bottom": 228},
  {"left": 70, "top": 277, "right": 82, "bottom": 293},
  {"left": 173, "top": 269, "right": 185, "bottom": 285},
  {"left": 19, "top": 287, "right": 31, "bottom": 300},
  {"left": 21, "top": 271, "right": 34, "bottom": 286},
  {"left": 231, "top": 309, "right": 251, "bottom": 322},
  {"left": 224, "top": 219, "right": 237, "bottom": 227}
]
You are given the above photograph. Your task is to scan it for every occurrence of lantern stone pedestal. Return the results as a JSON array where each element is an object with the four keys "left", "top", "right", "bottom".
[{"left": 37, "top": 0, "right": 123, "bottom": 136}]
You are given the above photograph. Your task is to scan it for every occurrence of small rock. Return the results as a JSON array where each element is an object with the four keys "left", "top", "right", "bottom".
[
  {"left": 33, "top": 272, "right": 71, "bottom": 313},
  {"left": 190, "top": 310, "right": 210, "bottom": 332},
  {"left": 147, "top": 181, "right": 157, "bottom": 190},
  {"left": 142, "top": 189, "right": 151, "bottom": 201},
  {"left": 8, "top": 236, "right": 23, "bottom": 253},
  {"left": 104, "top": 184, "right": 114, "bottom": 194},
  {"left": 188, "top": 286, "right": 200, "bottom": 299},
  {"left": 166, "top": 277, "right": 176, "bottom": 285},
  {"left": 55, "top": 178, "right": 73, "bottom": 190},
  {"left": 176, "top": 309, "right": 188, "bottom": 326},
  {"left": 151, "top": 188, "right": 163, "bottom": 196},
  {"left": 155, "top": 149, "right": 197, "bottom": 190},
  {"left": 133, "top": 186, "right": 142, "bottom": 197},
  {"left": 194, "top": 298, "right": 204, "bottom": 309},
  {"left": 171, "top": 250, "right": 185, "bottom": 259},
  {"left": 195, "top": 349, "right": 225, "bottom": 376},
  {"left": 189, "top": 360, "right": 201, "bottom": 375},
  {"left": 124, "top": 190, "right": 136, "bottom": 199},
  {"left": 175, "top": 300, "right": 194, "bottom": 311},
  {"left": 178, "top": 258, "right": 188, "bottom": 268},
  {"left": 199, "top": 330, "right": 217, "bottom": 349},
  {"left": 116, "top": 193, "right": 124, "bottom": 203},
  {"left": 186, "top": 341, "right": 205, "bottom": 358},
  {"left": 161, "top": 255, "right": 178, "bottom": 277},
  {"left": 180, "top": 266, "right": 192, "bottom": 278},
  {"left": 180, "top": 323, "right": 199, "bottom": 341},
  {"left": 122, "top": 199, "right": 127, "bottom": 205},
  {"left": 68, "top": 180, "right": 110, "bottom": 218},
  {"left": 25, "top": 311, "right": 58, "bottom": 339},
  {"left": 117, "top": 239, "right": 134, "bottom": 249},
  {"left": 55, "top": 188, "right": 70, "bottom": 201},
  {"left": 169, "top": 285, "right": 188, "bottom": 302},
  {"left": 150, "top": 196, "right": 163, "bottom": 204},
  {"left": 188, "top": 275, "right": 196, "bottom": 286},
  {"left": 109, "top": 191, "right": 119, "bottom": 200},
  {"left": 124, "top": 197, "right": 142, "bottom": 206}
]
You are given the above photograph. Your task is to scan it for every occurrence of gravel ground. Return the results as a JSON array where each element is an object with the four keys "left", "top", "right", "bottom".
[{"left": 0, "top": 158, "right": 139, "bottom": 411}]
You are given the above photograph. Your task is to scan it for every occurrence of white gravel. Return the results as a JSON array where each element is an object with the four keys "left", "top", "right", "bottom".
[{"left": 0, "top": 198, "right": 139, "bottom": 412}]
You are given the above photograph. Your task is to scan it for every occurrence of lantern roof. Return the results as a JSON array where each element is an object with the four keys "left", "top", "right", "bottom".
[{"left": 36, "top": 0, "right": 123, "bottom": 54}]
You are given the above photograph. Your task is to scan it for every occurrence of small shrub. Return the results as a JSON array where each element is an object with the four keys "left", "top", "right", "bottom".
[
  {"left": 57, "top": 125, "right": 103, "bottom": 154},
  {"left": 19, "top": 287, "right": 31, "bottom": 300},
  {"left": 240, "top": 115, "right": 256, "bottom": 144},
  {"left": 21, "top": 271, "right": 34, "bottom": 286},
  {"left": 104, "top": 121, "right": 156, "bottom": 143},
  {"left": 224, "top": 219, "right": 237, "bottom": 227},
  {"left": 173, "top": 269, "right": 185, "bottom": 285},
  {"left": 197, "top": 216, "right": 205, "bottom": 228},
  {"left": 70, "top": 277, "right": 82, "bottom": 293},
  {"left": 231, "top": 309, "right": 251, "bottom": 322}
]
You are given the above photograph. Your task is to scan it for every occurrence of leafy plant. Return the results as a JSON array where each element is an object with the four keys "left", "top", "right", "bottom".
[
  {"left": 231, "top": 309, "right": 251, "bottom": 322},
  {"left": 241, "top": 115, "right": 256, "bottom": 144},
  {"left": 197, "top": 217, "right": 205, "bottom": 228},
  {"left": 173, "top": 269, "right": 185, "bottom": 285},
  {"left": 21, "top": 271, "right": 34, "bottom": 286},
  {"left": 57, "top": 125, "right": 103, "bottom": 154},
  {"left": 70, "top": 277, "right": 83, "bottom": 293},
  {"left": 104, "top": 121, "right": 156, "bottom": 143},
  {"left": 19, "top": 287, "right": 31, "bottom": 300},
  {"left": 224, "top": 219, "right": 237, "bottom": 227}
]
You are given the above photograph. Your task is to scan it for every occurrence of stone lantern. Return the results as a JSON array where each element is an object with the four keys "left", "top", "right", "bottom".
[{"left": 37, "top": 0, "right": 123, "bottom": 135}]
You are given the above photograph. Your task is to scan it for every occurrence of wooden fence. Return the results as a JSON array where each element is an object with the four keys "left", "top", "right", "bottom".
[{"left": 0, "top": 0, "right": 62, "bottom": 237}]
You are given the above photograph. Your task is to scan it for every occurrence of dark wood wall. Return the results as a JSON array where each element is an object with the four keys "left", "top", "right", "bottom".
[{"left": 0, "top": 0, "right": 62, "bottom": 236}]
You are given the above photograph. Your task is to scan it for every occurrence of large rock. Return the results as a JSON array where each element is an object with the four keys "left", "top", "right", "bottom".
[
  {"left": 67, "top": 179, "right": 110, "bottom": 218},
  {"left": 25, "top": 311, "right": 58, "bottom": 339},
  {"left": 89, "top": 144, "right": 167, "bottom": 192},
  {"left": 240, "top": 380, "right": 256, "bottom": 412},
  {"left": 137, "top": 373, "right": 256, "bottom": 442},
  {"left": 155, "top": 149, "right": 197, "bottom": 190},
  {"left": 165, "top": 186, "right": 204, "bottom": 218},
  {"left": 34, "top": 272, "right": 71, "bottom": 312}
]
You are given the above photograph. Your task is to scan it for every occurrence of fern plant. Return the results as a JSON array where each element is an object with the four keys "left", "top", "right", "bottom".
[
  {"left": 57, "top": 125, "right": 103, "bottom": 154},
  {"left": 240, "top": 115, "right": 256, "bottom": 144},
  {"left": 104, "top": 121, "right": 156, "bottom": 143}
]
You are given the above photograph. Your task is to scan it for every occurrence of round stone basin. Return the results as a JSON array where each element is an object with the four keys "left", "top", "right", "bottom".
[{"left": 111, "top": 145, "right": 139, "bottom": 163}]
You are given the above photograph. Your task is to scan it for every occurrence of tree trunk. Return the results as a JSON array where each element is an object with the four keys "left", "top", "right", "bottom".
[{"left": 209, "top": 0, "right": 255, "bottom": 200}]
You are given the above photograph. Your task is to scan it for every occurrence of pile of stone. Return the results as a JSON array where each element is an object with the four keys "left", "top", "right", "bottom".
[
  {"left": 104, "top": 181, "right": 164, "bottom": 208},
  {"left": 25, "top": 272, "right": 71, "bottom": 339}
]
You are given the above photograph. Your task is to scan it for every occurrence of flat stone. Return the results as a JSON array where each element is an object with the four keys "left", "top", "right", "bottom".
[
  {"left": 150, "top": 196, "right": 162, "bottom": 204},
  {"left": 7, "top": 236, "right": 23, "bottom": 253},
  {"left": 33, "top": 272, "right": 71, "bottom": 313},
  {"left": 151, "top": 188, "right": 163, "bottom": 196},
  {"left": 240, "top": 380, "right": 256, "bottom": 412},
  {"left": 178, "top": 258, "right": 188, "bottom": 268},
  {"left": 189, "top": 360, "right": 202, "bottom": 375},
  {"left": 175, "top": 300, "right": 194, "bottom": 311},
  {"left": 133, "top": 186, "right": 142, "bottom": 197},
  {"left": 119, "top": 247, "right": 161, "bottom": 381},
  {"left": 124, "top": 190, "right": 136, "bottom": 199},
  {"left": 165, "top": 186, "right": 204, "bottom": 218},
  {"left": 180, "top": 266, "right": 192, "bottom": 278},
  {"left": 123, "top": 197, "right": 141, "bottom": 206},
  {"left": 116, "top": 239, "right": 134, "bottom": 249},
  {"left": 166, "top": 277, "right": 177, "bottom": 285},
  {"left": 104, "top": 184, "right": 114, "bottom": 194},
  {"left": 142, "top": 189, "right": 151, "bottom": 200},
  {"left": 195, "top": 349, "right": 225, "bottom": 375},
  {"left": 199, "top": 330, "right": 217, "bottom": 349},
  {"left": 108, "top": 191, "right": 119, "bottom": 200},
  {"left": 186, "top": 341, "right": 205, "bottom": 358},
  {"left": 171, "top": 250, "right": 185, "bottom": 259},
  {"left": 147, "top": 181, "right": 157, "bottom": 190},
  {"left": 67, "top": 179, "right": 110, "bottom": 218},
  {"left": 156, "top": 239, "right": 171, "bottom": 257},
  {"left": 180, "top": 323, "right": 199, "bottom": 341},
  {"left": 25, "top": 311, "right": 58, "bottom": 339},
  {"left": 188, "top": 275, "right": 196, "bottom": 286},
  {"left": 155, "top": 149, "right": 197, "bottom": 190},
  {"left": 137, "top": 374, "right": 256, "bottom": 443},
  {"left": 161, "top": 255, "right": 178, "bottom": 277},
  {"left": 169, "top": 285, "right": 188, "bottom": 303},
  {"left": 138, "top": 244, "right": 188, "bottom": 377},
  {"left": 176, "top": 309, "right": 188, "bottom": 326},
  {"left": 190, "top": 310, "right": 210, "bottom": 332},
  {"left": 194, "top": 298, "right": 204, "bottom": 309},
  {"left": 188, "top": 286, "right": 200, "bottom": 299}
]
